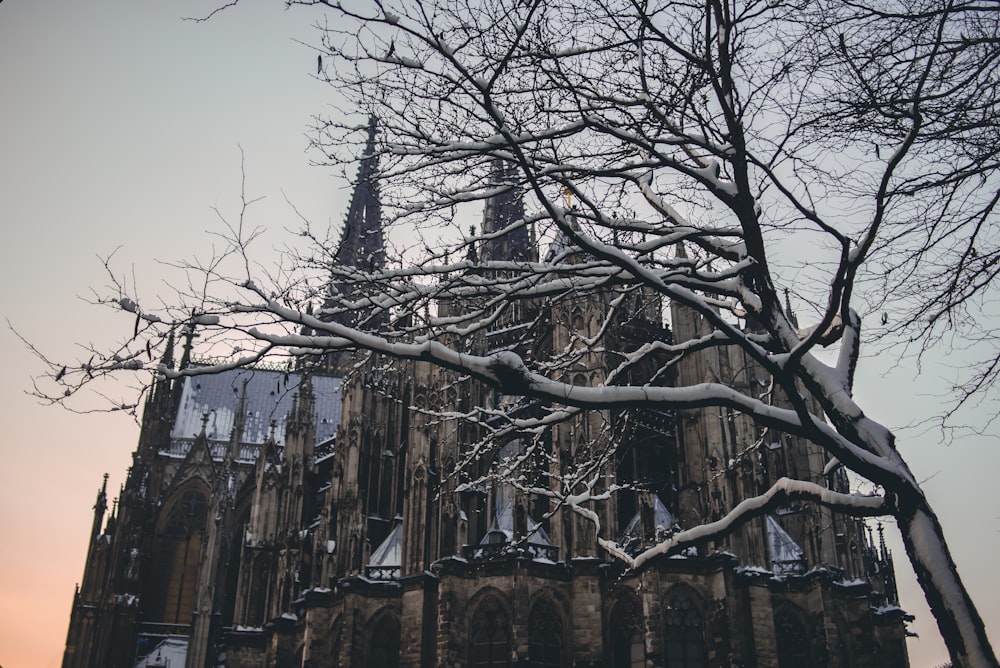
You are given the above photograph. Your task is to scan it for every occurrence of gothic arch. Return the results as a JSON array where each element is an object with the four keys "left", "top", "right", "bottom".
[
  {"left": 662, "top": 585, "right": 706, "bottom": 668},
  {"left": 607, "top": 590, "right": 645, "bottom": 668},
  {"left": 243, "top": 552, "right": 270, "bottom": 627},
  {"left": 365, "top": 608, "right": 401, "bottom": 668},
  {"left": 466, "top": 588, "right": 512, "bottom": 668},
  {"left": 222, "top": 499, "right": 254, "bottom": 626},
  {"left": 527, "top": 593, "right": 567, "bottom": 668},
  {"left": 773, "top": 604, "right": 814, "bottom": 668},
  {"left": 143, "top": 484, "right": 210, "bottom": 625}
]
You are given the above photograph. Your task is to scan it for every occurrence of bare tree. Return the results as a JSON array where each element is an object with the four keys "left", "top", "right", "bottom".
[
  {"left": 817, "top": 0, "right": 1000, "bottom": 429},
  {"left": 35, "top": 1, "right": 999, "bottom": 665}
]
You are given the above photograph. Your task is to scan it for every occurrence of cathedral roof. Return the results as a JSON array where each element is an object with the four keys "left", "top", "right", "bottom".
[
  {"left": 169, "top": 367, "right": 342, "bottom": 446},
  {"left": 619, "top": 493, "right": 675, "bottom": 542},
  {"left": 369, "top": 522, "right": 402, "bottom": 568},
  {"left": 767, "top": 515, "right": 805, "bottom": 566}
]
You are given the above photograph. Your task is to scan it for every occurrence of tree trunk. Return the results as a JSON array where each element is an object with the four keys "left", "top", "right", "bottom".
[{"left": 898, "top": 497, "right": 999, "bottom": 668}]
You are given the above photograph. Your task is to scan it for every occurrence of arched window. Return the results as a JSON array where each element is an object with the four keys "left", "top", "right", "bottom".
[
  {"left": 470, "top": 596, "right": 511, "bottom": 668},
  {"left": 775, "top": 609, "right": 812, "bottom": 668},
  {"left": 144, "top": 489, "right": 207, "bottom": 624},
  {"left": 609, "top": 595, "right": 644, "bottom": 668},
  {"left": 528, "top": 597, "right": 562, "bottom": 668},
  {"left": 664, "top": 590, "right": 705, "bottom": 668},
  {"left": 368, "top": 614, "right": 400, "bottom": 668},
  {"left": 222, "top": 503, "right": 251, "bottom": 627}
]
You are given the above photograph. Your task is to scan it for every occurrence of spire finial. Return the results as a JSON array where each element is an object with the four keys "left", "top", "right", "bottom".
[
  {"left": 179, "top": 314, "right": 198, "bottom": 370},
  {"left": 161, "top": 328, "right": 176, "bottom": 370},
  {"left": 467, "top": 225, "right": 479, "bottom": 263}
]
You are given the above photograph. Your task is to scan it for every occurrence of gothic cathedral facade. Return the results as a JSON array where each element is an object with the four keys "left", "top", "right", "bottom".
[{"left": 63, "top": 134, "right": 910, "bottom": 667}]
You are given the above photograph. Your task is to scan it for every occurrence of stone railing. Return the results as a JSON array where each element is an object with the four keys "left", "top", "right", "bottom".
[
  {"left": 772, "top": 558, "right": 807, "bottom": 575},
  {"left": 160, "top": 438, "right": 260, "bottom": 463},
  {"left": 462, "top": 541, "right": 558, "bottom": 563},
  {"left": 364, "top": 565, "right": 400, "bottom": 581}
]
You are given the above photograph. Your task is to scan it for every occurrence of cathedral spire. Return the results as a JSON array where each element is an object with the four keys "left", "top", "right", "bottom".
[
  {"left": 784, "top": 288, "right": 799, "bottom": 330},
  {"left": 179, "top": 319, "right": 197, "bottom": 371},
  {"left": 83, "top": 473, "right": 108, "bottom": 584},
  {"left": 332, "top": 116, "right": 384, "bottom": 273},
  {"left": 88, "top": 474, "right": 108, "bottom": 552},
  {"left": 231, "top": 379, "right": 249, "bottom": 445},
  {"left": 160, "top": 327, "right": 176, "bottom": 370},
  {"left": 322, "top": 116, "right": 386, "bottom": 340}
]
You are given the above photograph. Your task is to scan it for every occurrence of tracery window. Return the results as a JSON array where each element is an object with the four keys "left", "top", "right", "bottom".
[
  {"left": 145, "top": 489, "right": 207, "bottom": 624},
  {"left": 775, "top": 609, "right": 812, "bottom": 668},
  {"left": 528, "top": 598, "right": 563, "bottom": 668},
  {"left": 470, "top": 596, "right": 511, "bottom": 668},
  {"left": 664, "top": 590, "right": 705, "bottom": 668}
]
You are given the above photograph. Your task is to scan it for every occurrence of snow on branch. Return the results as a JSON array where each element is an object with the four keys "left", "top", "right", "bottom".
[{"left": 573, "top": 477, "right": 888, "bottom": 572}]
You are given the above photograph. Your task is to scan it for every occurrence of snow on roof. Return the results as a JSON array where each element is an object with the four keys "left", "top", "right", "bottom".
[
  {"left": 170, "top": 367, "right": 342, "bottom": 445},
  {"left": 134, "top": 636, "right": 187, "bottom": 668},
  {"left": 479, "top": 497, "right": 552, "bottom": 546},
  {"left": 369, "top": 522, "right": 402, "bottom": 567},
  {"left": 767, "top": 515, "right": 804, "bottom": 564},
  {"left": 620, "top": 494, "right": 674, "bottom": 541}
]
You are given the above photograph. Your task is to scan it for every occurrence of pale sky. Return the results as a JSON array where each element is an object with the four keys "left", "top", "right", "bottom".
[{"left": 0, "top": 2, "right": 996, "bottom": 667}]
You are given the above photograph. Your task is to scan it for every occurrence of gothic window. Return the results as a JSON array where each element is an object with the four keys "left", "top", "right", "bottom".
[
  {"left": 470, "top": 596, "right": 511, "bottom": 668},
  {"left": 528, "top": 597, "right": 563, "bottom": 668},
  {"left": 223, "top": 503, "right": 251, "bottom": 627},
  {"left": 609, "top": 595, "right": 645, "bottom": 668},
  {"left": 775, "top": 609, "right": 812, "bottom": 668},
  {"left": 246, "top": 555, "right": 268, "bottom": 626},
  {"left": 145, "top": 489, "right": 207, "bottom": 625},
  {"left": 362, "top": 422, "right": 401, "bottom": 549},
  {"left": 663, "top": 590, "right": 705, "bottom": 668},
  {"left": 368, "top": 613, "right": 400, "bottom": 668}
]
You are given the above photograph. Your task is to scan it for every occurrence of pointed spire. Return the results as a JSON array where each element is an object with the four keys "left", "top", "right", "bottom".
[
  {"left": 466, "top": 224, "right": 479, "bottom": 263},
  {"left": 179, "top": 317, "right": 197, "bottom": 371},
  {"left": 96, "top": 473, "right": 108, "bottom": 510},
  {"left": 784, "top": 288, "right": 799, "bottom": 329},
  {"left": 320, "top": 116, "right": 387, "bottom": 352},
  {"left": 300, "top": 302, "right": 315, "bottom": 337},
  {"left": 89, "top": 474, "right": 109, "bottom": 547},
  {"left": 232, "top": 380, "right": 248, "bottom": 443},
  {"left": 161, "top": 328, "right": 176, "bottom": 370},
  {"left": 333, "top": 116, "right": 384, "bottom": 272}
]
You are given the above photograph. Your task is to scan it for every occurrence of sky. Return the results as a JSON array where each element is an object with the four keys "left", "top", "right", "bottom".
[{"left": 0, "top": 1, "right": 996, "bottom": 667}]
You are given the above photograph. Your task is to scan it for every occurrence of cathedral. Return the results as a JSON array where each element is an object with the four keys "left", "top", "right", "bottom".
[{"left": 62, "top": 129, "right": 911, "bottom": 667}]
